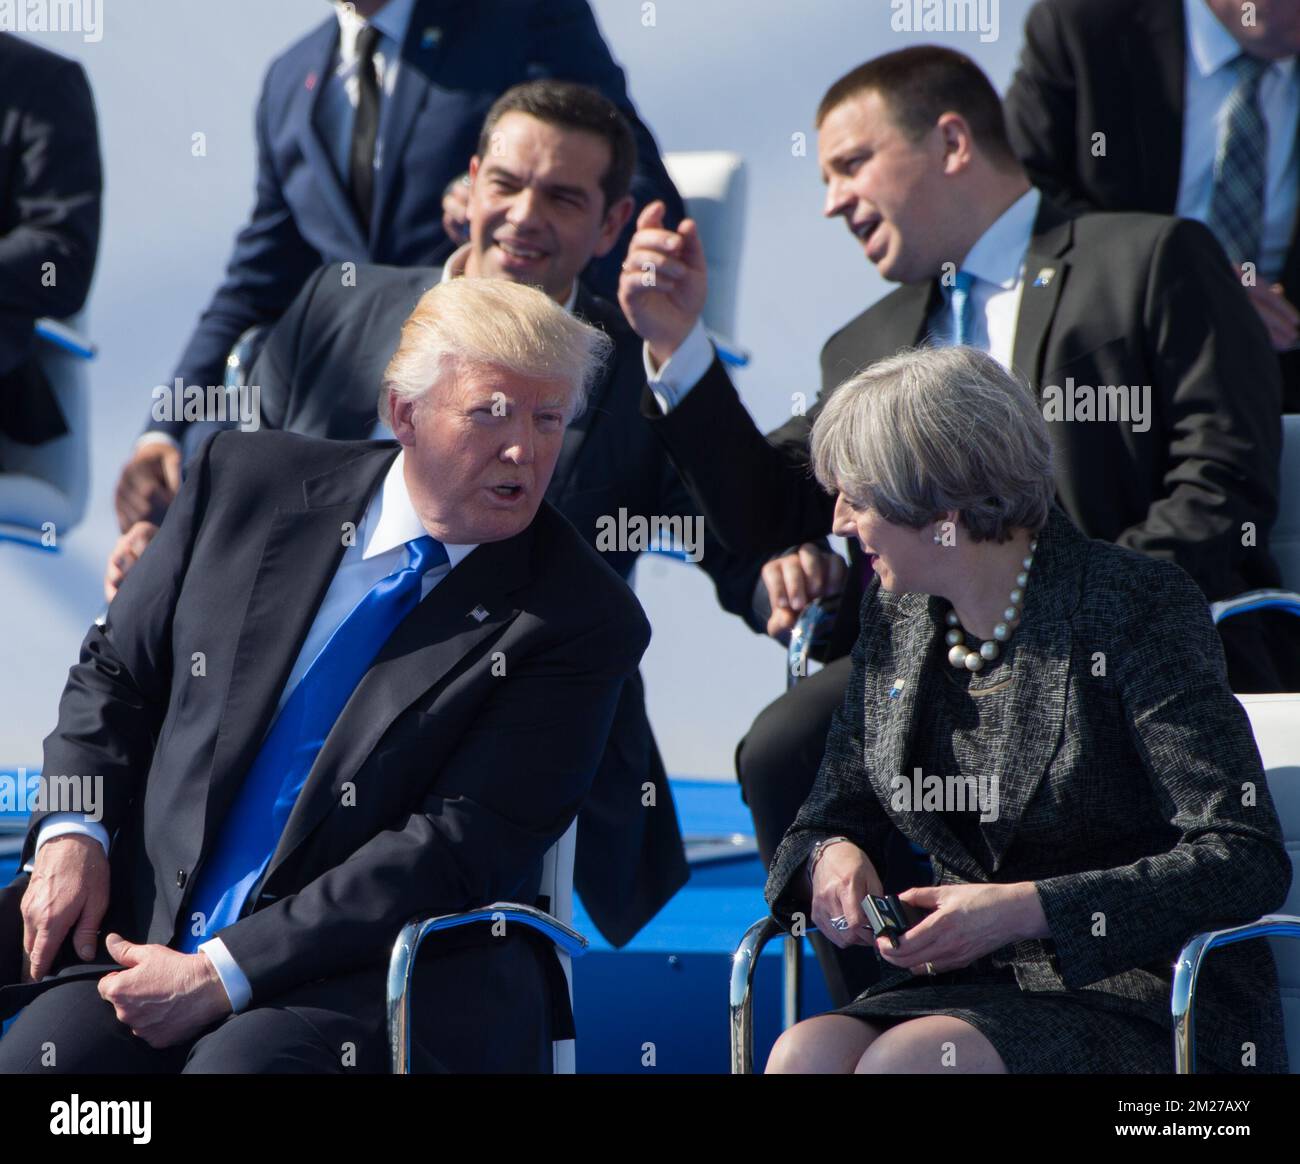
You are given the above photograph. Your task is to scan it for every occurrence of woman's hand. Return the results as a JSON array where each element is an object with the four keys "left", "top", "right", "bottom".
[
  {"left": 876, "top": 882, "right": 1048, "bottom": 975},
  {"left": 809, "top": 842, "right": 885, "bottom": 949}
]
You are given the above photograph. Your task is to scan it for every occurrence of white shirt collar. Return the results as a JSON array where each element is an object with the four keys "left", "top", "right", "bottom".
[
  {"left": 1185, "top": 0, "right": 1296, "bottom": 81},
  {"left": 443, "top": 243, "right": 581, "bottom": 313},
  {"left": 333, "top": 0, "right": 416, "bottom": 62},
  {"left": 959, "top": 187, "right": 1041, "bottom": 290},
  {"left": 363, "top": 448, "right": 477, "bottom": 568}
]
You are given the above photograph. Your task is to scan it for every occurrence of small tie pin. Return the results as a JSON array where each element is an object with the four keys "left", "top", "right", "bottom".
[
  {"left": 469, "top": 605, "right": 489, "bottom": 623},
  {"left": 421, "top": 26, "right": 442, "bottom": 49},
  {"left": 1032, "top": 267, "right": 1055, "bottom": 288},
  {"left": 888, "top": 678, "right": 906, "bottom": 699}
]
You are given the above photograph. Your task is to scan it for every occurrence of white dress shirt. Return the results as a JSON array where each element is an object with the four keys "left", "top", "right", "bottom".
[
  {"left": 35, "top": 449, "right": 477, "bottom": 1011},
  {"left": 138, "top": 0, "right": 417, "bottom": 453},
  {"left": 646, "top": 187, "right": 1042, "bottom": 412},
  {"left": 1177, "top": 0, "right": 1300, "bottom": 280}
]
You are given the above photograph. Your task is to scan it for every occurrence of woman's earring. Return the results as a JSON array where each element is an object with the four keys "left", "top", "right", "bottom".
[{"left": 933, "top": 529, "right": 943, "bottom": 544}]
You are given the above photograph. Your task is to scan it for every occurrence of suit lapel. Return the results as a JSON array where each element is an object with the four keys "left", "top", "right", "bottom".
[
  {"left": 295, "top": 20, "right": 369, "bottom": 254},
  {"left": 1011, "top": 203, "right": 1073, "bottom": 385},
  {"left": 864, "top": 593, "right": 986, "bottom": 881},
  {"left": 264, "top": 523, "right": 532, "bottom": 882},
  {"left": 202, "top": 447, "right": 398, "bottom": 858},
  {"left": 370, "top": 0, "right": 449, "bottom": 243},
  {"left": 547, "top": 287, "right": 619, "bottom": 499}
]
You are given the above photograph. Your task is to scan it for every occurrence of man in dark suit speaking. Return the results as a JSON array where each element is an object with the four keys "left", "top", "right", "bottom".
[{"left": 0, "top": 276, "right": 649, "bottom": 1073}]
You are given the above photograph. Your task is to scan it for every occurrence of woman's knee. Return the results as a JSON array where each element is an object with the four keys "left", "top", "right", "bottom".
[
  {"left": 765, "top": 1014, "right": 878, "bottom": 1074},
  {"left": 854, "top": 1015, "right": 1008, "bottom": 1075}
]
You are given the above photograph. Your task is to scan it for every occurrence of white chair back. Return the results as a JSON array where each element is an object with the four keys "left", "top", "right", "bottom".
[
  {"left": 0, "top": 315, "right": 91, "bottom": 545},
  {"left": 662, "top": 151, "right": 746, "bottom": 342},
  {"left": 541, "top": 817, "right": 579, "bottom": 1074},
  {"left": 1239, "top": 693, "right": 1300, "bottom": 1071}
]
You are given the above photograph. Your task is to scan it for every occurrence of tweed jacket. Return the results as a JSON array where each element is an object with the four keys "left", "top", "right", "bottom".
[{"left": 766, "top": 507, "right": 1292, "bottom": 1072}]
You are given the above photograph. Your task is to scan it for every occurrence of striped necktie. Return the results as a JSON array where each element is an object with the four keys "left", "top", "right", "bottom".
[
  {"left": 1206, "top": 53, "right": 1270, "bottom": 267},
  {"left": 177, "top": 534, "right": 448, "bottom": 952}
]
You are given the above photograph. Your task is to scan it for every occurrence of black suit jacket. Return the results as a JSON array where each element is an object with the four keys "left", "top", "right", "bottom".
[
  {"left": 148, "top": 0, "right": 684, "bottom": 442},
  {"left": 640, "top": 200, "right": 1284, "bottom": 661},
  {"left": 1, "top": 432, "right": 649, "bottom": 1043},
  {"left": 248, "top": 263, "right": 765, "bottom": 945},
  {"left": 0, "top": 33, "right": 101, "bottom": 444},
  {"left": 1004, "top": 0, "right": 1300, "bottom": 412}
]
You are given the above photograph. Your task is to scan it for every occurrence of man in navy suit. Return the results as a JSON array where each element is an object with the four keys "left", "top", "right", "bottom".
[
  {"left": 0, "top": 34, "right": 101, "bottom": 455},
  {"left": 0, "top": 277, "right": 649, "bottom": 1073},
  {"left": 114, "top": 0, "right": 683, "bottom": 530}
]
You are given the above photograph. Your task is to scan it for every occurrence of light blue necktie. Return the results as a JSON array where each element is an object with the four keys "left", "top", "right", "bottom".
[
  {"left": 1206, "top": 53, "right": 1270, "bottom": 267},
  {"left": 948, "top": 269, "right": 976, "bottom": 347},
  {"left": 177, "top": 534, "right": 448, "bottom": 952}
]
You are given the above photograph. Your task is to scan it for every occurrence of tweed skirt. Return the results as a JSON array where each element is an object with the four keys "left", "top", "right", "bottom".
[{"left": 833, "top": 958, "right": 1227, "bottom": 1074}]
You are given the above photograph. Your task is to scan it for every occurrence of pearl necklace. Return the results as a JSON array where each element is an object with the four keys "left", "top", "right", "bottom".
[{"left": 944, "top": 537, "right": 1038, "bottom": 672}]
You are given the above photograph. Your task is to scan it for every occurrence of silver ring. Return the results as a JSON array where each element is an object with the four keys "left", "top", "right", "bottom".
[
  {"left": 924, "top": 961, "right": 936, "bottom": 976},
  {"left": 829, "top": 915, "right": 850, "bottom": 932}
]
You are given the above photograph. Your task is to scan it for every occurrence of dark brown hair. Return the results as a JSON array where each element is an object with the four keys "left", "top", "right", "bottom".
[
  {"left": 476, "top": 79, "right": 637, "bottom": 211},
  {"left": 816, "top": 46, "right": 1018, "bottom": 168}
]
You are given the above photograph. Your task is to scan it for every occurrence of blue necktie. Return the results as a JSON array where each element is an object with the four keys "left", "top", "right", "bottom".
[
  {"left": 948, "top": 269, "right": 976, "bottom": 347},
  {"left": 1206, "top": 53, "right": 1270, "bottom": 268},
  {"left": 177, "top": 534, "right": 448, "bottom": 952}
]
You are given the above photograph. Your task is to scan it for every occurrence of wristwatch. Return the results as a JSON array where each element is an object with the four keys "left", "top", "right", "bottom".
[{"left": 807, "top": 835, "right": 853, "bottom": 884}]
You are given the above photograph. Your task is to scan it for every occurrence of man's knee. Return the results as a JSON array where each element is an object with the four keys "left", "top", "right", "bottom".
[{"left": 183, "top": 1005, "right": 374, "bottom": 1074}]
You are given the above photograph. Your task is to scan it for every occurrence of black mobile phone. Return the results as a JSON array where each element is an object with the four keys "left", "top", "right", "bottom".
[{"left": 861, "top": 893, "right": 925, "bottom": 948}]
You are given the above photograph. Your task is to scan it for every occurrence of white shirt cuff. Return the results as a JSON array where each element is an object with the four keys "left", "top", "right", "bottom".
[
  {"left": 135, "top": 432, "right": 182, "bottom": 454},
  {"left": 34, "top": 815, "right": 111, "bottom": 859},
  {"left": 644, "top": 319, "right": 714, "bottom": 414},
  {"left": 199, "top": 937, "right": 253, "bottom": 1013}
]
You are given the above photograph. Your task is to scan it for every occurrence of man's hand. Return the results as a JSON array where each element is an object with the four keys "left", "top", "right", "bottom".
[
  {"left": 21, "top": 834, "right": 110, "bottom": 982},
  {"left": 114, "top": 443, "right": 181, "bottom": 531},
  {"left": 809, "top": 840, "right": 885, "bottom": 950},
  {"left": 1236, "top": 267, "right": 1300, "bottom": 351},
  {"left": 875, "top": 882, "right": 1049, "bottom": 976},
  {"left": 104, "top": 521, "right": 159, "bottom": 603},
  {"left": 618, "top": 200, "right": 708, "bottom": 368},
  {"left": 442, "top": 173, "right": 471, "bottom": 245},
  {"left": 763, "top": 544, "right": 846, "bottom": 640},
  {"left": 97, "top": 934, "right": 232, "bottom": 1049}
]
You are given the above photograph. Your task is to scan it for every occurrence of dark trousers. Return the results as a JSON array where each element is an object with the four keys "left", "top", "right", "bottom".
[
  {"left": 0, "top": 930, "right": 556, "bottom": 1074},
  {"left": 736, "top": 655, "right": 929, "bottom": 1009}
]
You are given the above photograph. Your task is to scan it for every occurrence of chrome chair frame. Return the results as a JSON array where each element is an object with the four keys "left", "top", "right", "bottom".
[
  {"left": 387, "top": 901, "right": 587, "bottom": 1074},
  {"left": 1172, "top": 915, "right": 1300, "bottom": 1073}
]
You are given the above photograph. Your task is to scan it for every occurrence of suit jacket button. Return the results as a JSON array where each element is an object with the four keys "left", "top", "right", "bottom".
[{"left": 176, "top": 869, "right": 187, "bottom": 888}]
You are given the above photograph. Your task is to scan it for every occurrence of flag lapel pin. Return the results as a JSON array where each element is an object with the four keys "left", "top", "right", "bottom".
[
  {"left": 468, "top": 605, "right": 489, "bottom": 623},
  {"left": 1032, "top": 267, "right": 1055, "bottom": 288}
]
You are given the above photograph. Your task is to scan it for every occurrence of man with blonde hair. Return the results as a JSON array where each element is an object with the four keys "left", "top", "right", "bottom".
[{"left": 0, "top": 277, "right": 649, "bottom": 1074}]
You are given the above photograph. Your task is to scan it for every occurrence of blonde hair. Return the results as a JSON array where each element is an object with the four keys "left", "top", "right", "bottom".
[
  {"left": 378, "top": 277, "right": 612, "bottom": 427},
  {"left": 810, "top": 345, "right": 1054, "bottom": 543}
]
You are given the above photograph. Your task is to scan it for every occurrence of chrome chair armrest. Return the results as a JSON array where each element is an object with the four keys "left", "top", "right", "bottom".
[
  {"left": 224, "top": 324, "right": 271, "bottom": 390},
  {"left": 730, "top": 914, "right": 805, "bottom": 1074},
  {"left": 1210, "top": 589, "right": 1300, "bottom": 623},
  {"left": 1171, "top": 913, "right": 1300, "bottom": 1073},
  {"left": 387, "top": 901, "right": 588, "bottom": 1073},
  {"left": 787, "top": 599, "right": 831, "bottom": 690}
]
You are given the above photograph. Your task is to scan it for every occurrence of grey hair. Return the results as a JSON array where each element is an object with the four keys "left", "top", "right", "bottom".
[
  {"left": 378, "top": 277, "right": 612, "bottom": 427},
  {"left": 810, "top": 345, "right": 1054, "bottom": 543}
]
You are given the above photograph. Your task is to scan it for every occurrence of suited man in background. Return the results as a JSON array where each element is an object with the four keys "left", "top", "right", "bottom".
[
  {"left": 104, "top": 80, "right": 763, "bottom": 947},
  {"left": 114, "top": 0, "right": 684, "bottom": 531},
  {"left": 0, "top": 277, "right": 649, "bottom": 1073},
  {"left": 0, "top": 34, "right": 101, "bottom": 458},
  {"left": 621, "top": 45, "right": 1291, "bottom": 1002},
  {"left": 1004, "top": 0, "right": 1300, "bottom": 411}
]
